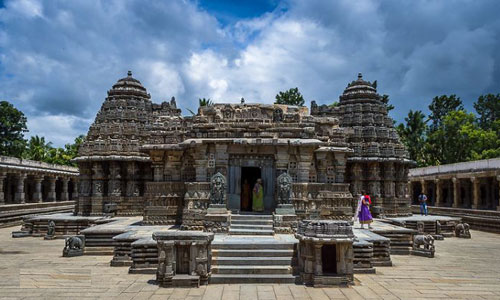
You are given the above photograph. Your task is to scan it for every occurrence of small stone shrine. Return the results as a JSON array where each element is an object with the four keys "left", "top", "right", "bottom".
[
  {"left": 295, "top": 220, "right": 354, "bottom": 286},
  {"left": 153, "top": 231, "right": 214, "bottom": 287},
  {"left": 455, "top": 222, "right": 471, "bottom": 238}
]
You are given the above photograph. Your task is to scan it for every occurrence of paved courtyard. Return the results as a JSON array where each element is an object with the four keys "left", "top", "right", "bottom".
[{"left": 1, "top": 226, "right": 500, "bottom": 300}]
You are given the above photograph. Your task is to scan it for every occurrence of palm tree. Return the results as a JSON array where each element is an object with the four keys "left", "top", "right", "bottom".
[
  {"left": 24, "top": 136, "right": 52, "bottom": 161},
  {"left": 199, "top": 98, "right": 213, "bottom": 107}
]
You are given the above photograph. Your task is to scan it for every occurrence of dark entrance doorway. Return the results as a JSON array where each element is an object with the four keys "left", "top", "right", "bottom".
[
  {"left": 240, "top": 167, "right": 261, "bottom": 212},
  {"left": 321, "top": 244, "right": 337, "bottom": 274}
]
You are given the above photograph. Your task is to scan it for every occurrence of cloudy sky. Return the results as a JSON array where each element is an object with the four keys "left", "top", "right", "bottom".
[{"left": 1, "top": 0, "right": 499, "bottom": 147}]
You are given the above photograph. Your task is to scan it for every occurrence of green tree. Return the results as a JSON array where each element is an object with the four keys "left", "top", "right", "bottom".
[
  {"left": 0, "top": 101, "right": 28, "bottom": 157},
  {"left": 275, "top": 87, "right": 305, "bottom": 106},
  {"left": 381, "top": 94, "right": 394, "bottom": 112},
  {"left": 198, "top": 98, "right": 213, "bottom": 107},
  {"left": 474, "top": 94, "right": 500, "bottom": 131},
  {"left": 23, "top": 136, "right": 52, "bottom": 161},
  {"left": 396, "top": 110, "right": 428, "bottom": 166},
  {"left": 428, "top": 95, "right": 463, "bottom": 131}
]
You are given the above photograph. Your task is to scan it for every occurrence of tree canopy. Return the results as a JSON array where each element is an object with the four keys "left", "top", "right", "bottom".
[
  {"left": 275, "top": 87, "right": 305, "bottom": 106},
  {"left": 0, "top": 101, "right": 28, "bottom": 157},
  {"left": 397, "top": 94, "right": 500, "bottom": 167}
]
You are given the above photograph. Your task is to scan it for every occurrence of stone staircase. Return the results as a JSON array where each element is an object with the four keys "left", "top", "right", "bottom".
[
  {"left": 210, "top": 215, "right": 296, "bottom": 284},
  {"left": 228, "top": 214, "right": 274, "bottom": 235}
]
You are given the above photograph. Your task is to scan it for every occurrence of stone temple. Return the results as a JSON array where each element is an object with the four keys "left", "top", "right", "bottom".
[
  {"left": 74, "top": 71, "right": 413, "bottom": 224},
  {"left": 9, "top": 72, "right": 480, "bottom": 287}
]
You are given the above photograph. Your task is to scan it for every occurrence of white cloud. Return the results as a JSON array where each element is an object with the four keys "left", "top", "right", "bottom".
[{"left": 1, "top": 0, "right": 500, "bottom": 147}]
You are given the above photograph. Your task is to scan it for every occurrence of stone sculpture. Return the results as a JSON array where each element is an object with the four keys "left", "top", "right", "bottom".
[
  {"left": 44, "top": 220, "right": 56, "bottom": 240},
  {"left": 209, "top": 172, "right": 226, "bottom": 205},
  {"left": 277, "top": 172, "right": 292, "bottom": 205},
  {"left": 63, "top": 236, "right": 84, "bottom": 257},
  {"left": 412, "top": 234, "right": 435, "bottom": 258},
  {"left": 455, "top": 222, "right": 471, "bottom": 238}
]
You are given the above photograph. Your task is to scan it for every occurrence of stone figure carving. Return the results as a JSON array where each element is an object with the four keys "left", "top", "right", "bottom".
[
  {"left": 65, "top": 236, "right": 83, "bottom": 250},
  {"left": 47, "top": 220, "right": 55, "bottom": 237},
  {"left": 436, "top": 221, "right": 441, "bottom": 235},
  {"left": 277, "top": 172, "right": 292, "bottom": 205},
  {"left": 209, "top": 172, "right": 226, "bottom": 205},
  {"left": 416, "top": 221, "right": 424, "bottom": 234},
  {"left": 455, "top": 222, "right": 471, "bottom": 238},
  {"left": 273, "top": 108, "right": 284, "bottom": 122},
  {"left": 413, "top": 234, "right": 434, "bottom": 251},
  {"left": 63, "top": 236, "right": 84, "bottom": 257}
]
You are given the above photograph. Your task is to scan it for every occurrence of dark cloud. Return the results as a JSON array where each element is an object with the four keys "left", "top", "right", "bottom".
[{"left": 0, "top": 0, "right": 499, "bottom": 146}]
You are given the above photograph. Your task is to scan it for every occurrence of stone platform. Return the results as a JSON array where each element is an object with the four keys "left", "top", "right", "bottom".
[
  {"left": 383, "top": 215, "right": 461, "bottom": 238},
  {"left": 1, "top": 225, "right": 499, "bottom": 299}
]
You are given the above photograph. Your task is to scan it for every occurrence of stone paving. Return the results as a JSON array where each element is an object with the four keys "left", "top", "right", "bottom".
[{"left": 1, "top": 226, "right": 500, "bottom": 299}]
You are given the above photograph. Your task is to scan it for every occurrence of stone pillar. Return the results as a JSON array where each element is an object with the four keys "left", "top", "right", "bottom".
[
  {"left": 14, "top": 173, "right": 26, "bottom": 204},
  {"left": 152, "top": 163, "right": 164, "bottom": 182},
  {"left": 420, "top": 180, "right": 427, "bottom": 197},
  {"left": 61, "top": 177, "right": 69, "bottom": 201},
  {"left": 194, "top": 145, "right": 208, "bottom": 182},
  {"left": 334, "top": 152, "right": 347, "bottom": 183},
  {"left": 0, "top": 172, "right": 5, "bottom": 205},
  {"left": 72, "top": 179, "right": 79, "bottom": 199},
  {"left": 297, "top": 147, "right": 314, "bottom": 182},
  {"left": 496, "top": 176, "right": 500, "bottom": 211},
  {"left": 314, "top": 244, "right": 323, "bottom": 276},
  {"left": 435, "top": 179, "right": 442, "bottom": 207},
  {"left": 126, "top": 161, "right": 139, "bottom": 197},
  {"left": 109, "top": 161, "right": 122, "bottom": 196},
  {"left": 452, "top": 178, "right": 460, "bottom": 208},
  {"left": 47, "top": 176, "right": 57, "bottom": 202},
  {"left": 471, "top": 177, "right": 479, "bottom": 209},
  {"left": 33, "top": 175, "right": 43, "bottom": 203}
]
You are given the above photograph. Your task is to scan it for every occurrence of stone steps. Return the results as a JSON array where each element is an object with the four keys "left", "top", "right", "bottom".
[
  {"left": 210, "top": 274, "right": 296, "bottom": 284},
  {"left": 212, "top": 265, "right": 292, "bottom": 274},
  {"left": 229, "top": 214, "right": 274, "bottom": 236},
  {"left": 212, "top": 256, "right": 292, "bottom": 265},
  {"left": 230, "top": 224, "right": 273, "bottom": 230},
  {"left": 228, "top": 228, "right": 274, "bottom": 235},
  {"left": 212, "top": 249, "right": 294, "bottom": 257}
]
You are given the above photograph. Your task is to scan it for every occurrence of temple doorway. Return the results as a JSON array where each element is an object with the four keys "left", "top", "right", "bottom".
[
  {"left": 240, "top": 167, "right": 261, "bottom": 212},
  {"left": 322, "top": 244, "right": 337, "bottom": 274}
]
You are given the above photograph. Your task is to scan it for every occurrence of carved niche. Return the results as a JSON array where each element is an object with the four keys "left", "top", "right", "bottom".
[
  {"left": 209, "top": 172, "right": 226, "bottom": 205},
  {"left": 277, "top": 172, "right": 292, "bottom": 205}
]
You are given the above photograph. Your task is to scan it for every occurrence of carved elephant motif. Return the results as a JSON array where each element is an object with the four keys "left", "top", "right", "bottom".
[
  {"left": 455, "top": 222, "right": 471, "bottom": 238},
  {"left": 413, "top": 234, "right": 434, "bottom": 251},
  {"left": 64, "top": 236, "right": 83, "bottom": 250}
]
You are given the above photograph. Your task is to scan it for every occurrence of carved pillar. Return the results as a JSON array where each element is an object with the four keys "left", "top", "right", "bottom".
[
  {"left": 109, "top": 161, "right": 122, "bottom": 196},
  {"left": 420, "top": 180, "right": 427, "bottom": 197},
  {"left": 334, "top": 153, "right": 346, "bottom": 183},
  {"left": 126, "top": 161, "right": 139, "bottom": 197},
  {"left": 47, "top": 176, "right": 57, "bottom": 202},
  {"left": 452, "top": 178, "right": 460, "bottom": 208},
  {"left": 275, "top": 147, "right": 290, "bottom": 176},
  {"left": 471, "top": 177, "right": 479, "bottom": 209},
  {"left": 194, "top": 145, "right": 208, "bottom": 182},
  {"left": 61, "top": 177, "right": 69, "bottom": 201},
  {"left": 314, "top": 244, "right": 323, "bottom": 276},
  {"left": 72, "top": 179, "right": 79, "bottom": 200},
  {"left": 435, "top": 179, "right": 442, "bottom": 207},
  {"left": 152, "top": 163, "right": 164, "bottom": 182},
  {"left": 14, "top": 173, "right": 26, "bottom": 204},
  {"left": 33, "top": 175, "right": 43, "bottom": 203},
  {"left": 0, "top": 172, "right": 5, "bottom": 205},
  {"left": 297, "top": 147, "right": 314, "bottom": 182},
  {"left": 315, "top": 152, "right": 327, "bottom": 183},
  {"left": 91, "top": 162, "right": 105, "bottom": 215},
  {"left": 215, "top": 144, "right": 228, "bottom": 176},
  {"left": 351, "top": 162, "right": 363, "bottom": 196}
]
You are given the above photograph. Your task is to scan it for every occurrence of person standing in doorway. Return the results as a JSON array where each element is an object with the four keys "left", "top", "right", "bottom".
[
  {"left": 252, "top": 178, "right": 264, "bottom": 212},
  {"left": 241, "top": 179, "right": 251, "bottom": 211},
  {"left": 418, "top": 192, "right": 428, "bottom": 216}
]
